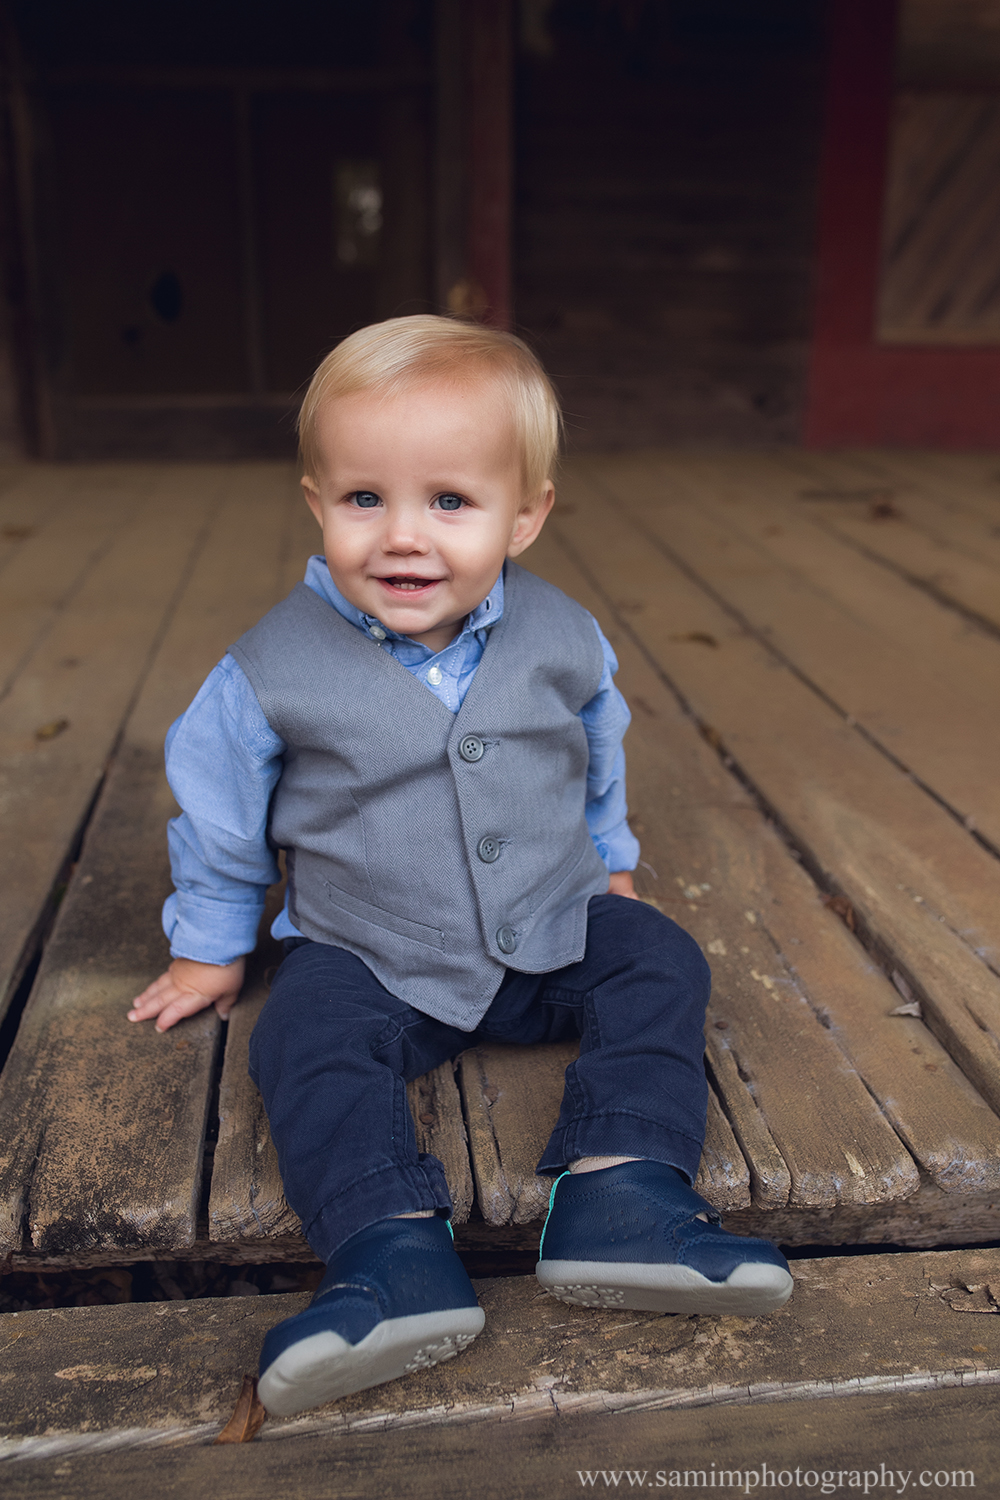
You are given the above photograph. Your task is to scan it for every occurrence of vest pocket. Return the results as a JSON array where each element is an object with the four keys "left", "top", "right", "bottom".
[{"left": 323, "top": 880, "right": 446, "bottom": 951}]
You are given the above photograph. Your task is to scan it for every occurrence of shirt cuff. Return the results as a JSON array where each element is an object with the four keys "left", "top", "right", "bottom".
[
  {"left": 590, "top": 819, "right": 641, "bottom": 873},
  {"left": 162, "top": 891, "right": 265, "bottom": 966}
]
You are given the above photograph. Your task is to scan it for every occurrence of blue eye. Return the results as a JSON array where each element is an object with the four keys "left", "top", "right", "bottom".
[
  {"left": 352, "top": 491, "right": 380, "bottom": 508},
  {"left": 437, "top": 494, "right": 464, "bottom": 511}
]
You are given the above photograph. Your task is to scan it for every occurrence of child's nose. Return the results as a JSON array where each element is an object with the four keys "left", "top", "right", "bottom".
[{"left": 383, "top": 510, "right": 430, "bottom": 554}]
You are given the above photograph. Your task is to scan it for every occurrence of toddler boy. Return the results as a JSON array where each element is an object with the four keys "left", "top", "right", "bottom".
[{"left": 129, "top": 316, "right": 791, "bottom": 1418}]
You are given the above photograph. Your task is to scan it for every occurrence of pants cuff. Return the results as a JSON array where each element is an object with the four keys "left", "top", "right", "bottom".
[
  {"left": 304, "top": 1154, "right": 453, "bottom": 1263},
  {"left": 537, "top": 1116, "right": 704, "bottom": 1186}
]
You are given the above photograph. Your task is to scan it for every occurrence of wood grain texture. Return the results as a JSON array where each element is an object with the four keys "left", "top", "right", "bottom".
[
  {"left": 4, "top": 1248, "right": 1000, "bottom": 1447},
  {"left": 6, "top": 1389, "right": 998, "bottom": 1499},
  {"left": 456, "top": 1036, "right": 750, "bottom": 1227},
  {"left": 0, "top": 466, "right": 227, "bottom": 1022},
  {"left": 557, "top": 461, "right": 1000, "bottom": 1133},
  {"left": 207, "top": 937, "right": 301, "bottom": 1246},
  {"left": 596, "top": 450, "right": 1000, "bottom": 849},
  {"left": 4, "top": 1253, "right": 1000, "bottom": 1494},
  {"left": 770, "top": 449, "right": 1000, "bottom": 634},
  {"left": 458, "top": 1041, "right": 565, "bottom": 1226},
  {"left": 696, "top": 1086, "right": 751, "bottom": 1209},
  {"left": 0, "top": 466, "right": 301, "bottom": 1256},
  {"left": 406, "top": 1064, "right": 474, "bottom": 1224},
  {"left": 0, "top": 742, "right": 221, "bottom": 1255},
  {"left": 884, "top": 449, "right": 1000, "bottom": 516},
  {"left": 0, "top": 466, "right": 158, "bottom": 690},
  {"left": 850, "top": 447, "right": 1000, "bottom": 543}
]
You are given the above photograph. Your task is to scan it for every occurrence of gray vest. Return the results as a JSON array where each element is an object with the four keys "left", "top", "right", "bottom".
[{"left": 229, "top": 562, "right": 610, "bottom": 1029}]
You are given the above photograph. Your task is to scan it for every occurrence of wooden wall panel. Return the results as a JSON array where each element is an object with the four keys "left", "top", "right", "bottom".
[{"left": 514, "top": 2, "right": 826, "bottom": 448}]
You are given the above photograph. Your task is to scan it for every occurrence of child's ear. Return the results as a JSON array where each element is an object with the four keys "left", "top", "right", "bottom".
[
  {"left": 301, "top": 475, "right": 324, "bottom": 528},
  {"left": 507, "top": 481, "right": 555, "bottom": 558}
]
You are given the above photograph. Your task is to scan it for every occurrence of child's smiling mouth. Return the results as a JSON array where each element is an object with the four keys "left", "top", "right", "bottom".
[{"left": 377, "top": 576, "right": 443, "bottom": 593}]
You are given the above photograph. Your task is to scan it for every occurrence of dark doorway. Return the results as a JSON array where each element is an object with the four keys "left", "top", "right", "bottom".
[{"left": 9, "top": 0, "right": 434, "bottom": 457}]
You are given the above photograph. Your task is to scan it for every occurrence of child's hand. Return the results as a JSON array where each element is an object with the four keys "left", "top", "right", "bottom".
[
  {"left": 127, "top": 956, "right": 246, "bottom": 1033},
  {"left": 608, "top": 871, "right": 640, "bottom": 900}
]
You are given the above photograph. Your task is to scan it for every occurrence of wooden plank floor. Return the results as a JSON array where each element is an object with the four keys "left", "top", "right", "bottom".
[{"left": 1, "top": 452, "right": 999, "bottom": 1267}]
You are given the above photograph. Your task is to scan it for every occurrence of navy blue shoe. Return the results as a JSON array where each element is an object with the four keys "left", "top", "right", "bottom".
[
  {"left": 536, "top": 1161, "right": 793, "bottom": 1316},
  {"left": 258, "top": 1216, "right": 485, "bottom": 1416}
]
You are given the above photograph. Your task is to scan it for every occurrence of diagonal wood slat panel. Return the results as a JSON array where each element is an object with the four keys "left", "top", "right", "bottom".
[{"left": 879, "top": 92, "right": 1000, "bottom": 344}]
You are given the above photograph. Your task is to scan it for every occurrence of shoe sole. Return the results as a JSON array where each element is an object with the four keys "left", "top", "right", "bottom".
[
  {"left": 536, "top": 1259, "right": 794, "bottom": 1317},
  {"left": 258, "top": 1306, "right": 486, "bottom": 1417}
]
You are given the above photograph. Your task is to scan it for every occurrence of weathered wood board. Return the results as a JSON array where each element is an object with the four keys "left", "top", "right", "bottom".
[
  {"left": 457, "top": 1038, "right": 749, "bottom": 1226},
  {"left": 867, "top": 449, "right": 1000, "bottom": 531},
  {"left": 0, "top": 467, "right": 227, "bottom": 1021},
  {"left": 3, "top": 1249, "right": 1000, "bottom": 1443},
  {"left": 548, "top": 463, "right": 1000, "bottom": 1133},
  {"left": 0, "top": 467, "right": 302, "bottom": 1255},
  {"left": 2, "top": 1251, "right": 1000, "bottom": 1497},
  {"left": 591, "top": 450, "right": 1000, "bottom": 847},
  {"left": 770, "top": 449, "right": 1000, "bottom": 631}
]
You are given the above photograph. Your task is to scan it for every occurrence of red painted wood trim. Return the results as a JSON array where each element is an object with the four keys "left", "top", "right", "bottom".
[
  {"left": 466, "top": 0, "right": 512, "bottom": 330},
  {"left": 805, "top": 0, "right": 1000, "bottom": 447}
]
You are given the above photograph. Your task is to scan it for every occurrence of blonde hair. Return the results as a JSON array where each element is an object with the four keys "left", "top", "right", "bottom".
[{"left": 297, "top": 315, "right": 561, "bottom": 498}]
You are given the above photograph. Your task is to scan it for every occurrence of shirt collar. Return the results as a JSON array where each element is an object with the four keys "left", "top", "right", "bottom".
[{"left": 303, "top": 555, "right": 504, "bottom": 646}]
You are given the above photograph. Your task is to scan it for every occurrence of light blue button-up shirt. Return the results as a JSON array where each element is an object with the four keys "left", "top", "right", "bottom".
[{"left": 162, "top": 556, "right": 640, "bottom": 964}]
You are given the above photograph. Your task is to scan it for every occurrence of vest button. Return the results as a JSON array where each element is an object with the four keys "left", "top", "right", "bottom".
[
  {"left": 477, "top": 836, "right": 501, "bottom": 863},
  {"left": 459, "top": 735, "right": 485, "bottom": 762},
  {"left": 496, "top": 925, "right": 517, "bottom": 954}
]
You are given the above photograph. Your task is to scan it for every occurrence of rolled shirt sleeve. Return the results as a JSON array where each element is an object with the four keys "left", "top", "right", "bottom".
[
  {"left": 162, "top": 654, "right": 286, "bottom": 964},
  {"left": 581, "top": 618, "right": 641, "bottom": 873}
]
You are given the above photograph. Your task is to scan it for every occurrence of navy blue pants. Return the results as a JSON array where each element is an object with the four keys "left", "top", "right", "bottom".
[{"left": 248, "top": 894, "right": 711, "bottom": 1262}]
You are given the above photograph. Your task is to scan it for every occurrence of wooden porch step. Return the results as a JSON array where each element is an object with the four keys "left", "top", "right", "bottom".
[{"left": 2, "top": 1248, "right": 999, "bottom": 1488}]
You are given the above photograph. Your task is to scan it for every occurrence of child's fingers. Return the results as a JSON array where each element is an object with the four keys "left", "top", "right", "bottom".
[
  {"left": 127, "top": 974, "right": 178, "bottom": 1020},
  {"left": 151, "top": 989, "right": 221, "bottom": 1032},
  {"left": 129, "top": 972, "right": 171, "bottom": 1005},
  {"left": 128, "top": 980, "right": 213, "bottom": 1026}
]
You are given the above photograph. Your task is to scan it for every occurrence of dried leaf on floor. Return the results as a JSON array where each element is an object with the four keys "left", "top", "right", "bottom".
[
  {"left": 822, "top": 893, "right": 856, "bottom": 931},
  {"left": 214, "top": 1373, "right": 267, "bottom": 1444},
  {"left": 35, "top": 718, "right": 70, "bottom": 741},
  {"left": 669, "top": 631, "right": 719, "bottom": 648}
]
